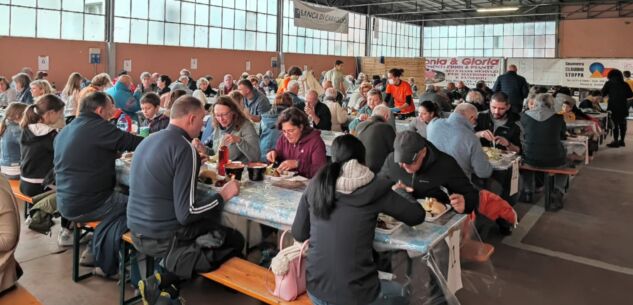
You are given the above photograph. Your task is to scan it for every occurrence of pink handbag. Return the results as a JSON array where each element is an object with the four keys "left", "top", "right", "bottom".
[{"left": 271, "top": 231, "right": 309, "bottom": 301}]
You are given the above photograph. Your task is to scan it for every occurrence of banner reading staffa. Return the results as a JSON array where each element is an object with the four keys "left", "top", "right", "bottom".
[{"left": 293, "top": 0, "right": 349, "bottom": 34}]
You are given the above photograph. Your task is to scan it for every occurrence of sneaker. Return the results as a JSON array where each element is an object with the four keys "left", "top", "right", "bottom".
[
  {"left": 139, "top": 273, "right": 162, "bottom": 305},
  {"left": 79, "top": 246, "right": 95, "bottom": 267},
  {"left": 57, "top": 228, "right": 73, "bottom": 247},
  {"left": 24, "top": 215, "right": 33, "bottom": 226},
  {"left": 619, "top": 140, "right": 626, "bottom": 147}
]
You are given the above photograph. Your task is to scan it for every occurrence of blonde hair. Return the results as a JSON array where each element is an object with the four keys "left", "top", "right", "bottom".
[{"left": 30, "top": 79, "right": 54, "bottom": 97}]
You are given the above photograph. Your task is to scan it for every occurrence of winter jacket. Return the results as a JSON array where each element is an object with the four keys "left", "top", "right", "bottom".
[
  {"left": 379, "top": 143, "right": 479, "bottom": 214},
  {"left": 93, "top": 210, "right": 127, "bottom": 276},
  {"left": 272, "top": 128, "right": 326, "bottom": 178},
  {"left": 105, "top": 81, "right": 142, "bottom": 119},
  {"left": 54, "top": 112, "right": 143, "bottom": 219},
  {"left": 20, "top": 124, "right": 57, "bottom": 181},
  {"left": 356, "top": 116, "right": 395, "bottom": 173},
  {"left": 286, "top": 92, "right": 305, "bottom": 110},
  {"left": 16, "top": 89, "right": 33, "bottom": 105},
  {"left": 601, "top": 80, "right": 633, "bottom": 119},
  {"left": 292, "top": 161, "right": 425, "bottom": 305},
  {"left": 428, "top": 113, "right": 493, "bottom": 179},
  {"left": 323, "top": 99, "right": 348, "bottom": 132},
  {"left": 492, "top": 71, "right": 529, "bottom": 113},
  {"left": 212, "top": 120, "right": 260, "bottom": 163},
  {"left": 259, "top": 106, "right": 287, "bottom": 162},
  {"left": 127, "top": 125, "right": 225, "bottom": 239},
  {"left": 144, "top": 113, "right": 170, "bottom": 134},
  {"left": 478, "top": 190, "right": 517, "bottom": 226},
  {"left": 0, "top": 122, "right": 22, "bottom": 179},
  {"left": 0, "top": 177, "right": 21, "bottom": 294},
  {"left": 521, "top": 109, "right": 567, "bottom": 168},
  {"left": 475, "top": 110, "right": 522, "bottom": 151},
  {"left": 419, "top": 90, "right": 452, "bottom": 112}
]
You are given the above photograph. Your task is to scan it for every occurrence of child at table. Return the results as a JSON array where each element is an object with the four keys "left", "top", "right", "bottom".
[{"left": 0, "top": 102, "right": 27, "bottom": 179}]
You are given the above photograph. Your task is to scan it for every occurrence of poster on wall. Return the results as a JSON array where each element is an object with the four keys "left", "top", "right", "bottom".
[
  {"left": 424, "top": 57, "right": 504, "bottom": 88},
  {"left": 508, "top": 58, "right": 633, "bottom": 89},
  {"left": 293, "top": 0, "right": 349, "bottom": 34}
]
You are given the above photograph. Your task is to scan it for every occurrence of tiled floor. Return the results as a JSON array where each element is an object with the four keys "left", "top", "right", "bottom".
[{"left": 11, "top": 125, "right": 633, "bottom": 305}]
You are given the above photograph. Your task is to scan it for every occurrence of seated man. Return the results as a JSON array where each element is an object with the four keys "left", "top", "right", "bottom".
[
  {"left": 128, "top": 96, "right": 243, "bottom": 304},
  {"left": 419, "top": 85, "right": 452, "bottom": 112},
  {"left": 54, "top": 92, "right": 143, "bottom": 262},
  {"left": 285, "top": 80, "right": 305, "bottom": 110},
  {"left": 105, "top": 75, "right": 142, "bottom": 119},
  {"left": 218, "top": 74, "right": 237, "bottom": 95},
  {"left": 349, "top": 89, "right": 396, "bottom": 133},
  {"left": 428, "top": 103, "right": 493, "bottom": 181},
  {"left": 356, "top": 105, "right": 395, "bottom": 173},
  {"left": 238, "top": 79, "right": 271, "bottom": 123},
  {"left": 520, "top": 93, "right": 568, "bottom": 210},
  {"left": 304, "top": 89, "right": 332, "bottom": 131},
  {"left": 322, "top": 88, "right": 348, "bottom": 132},
  {"left": 379, "top": 131, "right": 478, "bottom": 215},
  {"left": 475, "top": 92, "right": 522, "bottom": 154}
]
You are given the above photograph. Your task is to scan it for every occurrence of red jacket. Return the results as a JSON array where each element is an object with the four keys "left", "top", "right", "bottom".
[
  {"left": 476, "top": 190, "right": 517, "bottom": 225},
  {"left": 273, "top": 128, "right": 326, "bottom": 178}
]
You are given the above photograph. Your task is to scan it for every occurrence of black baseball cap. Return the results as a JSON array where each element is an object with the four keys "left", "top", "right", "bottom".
[{"left": 394, "top": 131, "right": 428, "bottom": 164}]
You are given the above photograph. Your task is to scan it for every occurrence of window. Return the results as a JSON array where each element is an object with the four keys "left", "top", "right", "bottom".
[
  {"left": 114, "top": 0, "right": 277, "bottom": 51},
  {"left": 371, "top": 17, "right": 420, "bottom": 57},
  {"left": 0, "top": 0, "right": 105, "bottom": 41},
  {"left": 282, "top": 0, "right": 365, "bottom": 56},
  {"left": 423, "top": 21, "right": 556, "bottom": 58}
]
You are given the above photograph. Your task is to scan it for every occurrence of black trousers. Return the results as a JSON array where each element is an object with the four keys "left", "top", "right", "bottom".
[{"left": 613, "top": 115, "right": 627, "bottom": 142}]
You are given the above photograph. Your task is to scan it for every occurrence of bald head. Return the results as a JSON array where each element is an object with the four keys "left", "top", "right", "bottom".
[
  {"left": 454, "top": 103, "right": 478, "bottom": 121},
  {"left": 508, "top": 64, "right": 518, "bottom": 72}
]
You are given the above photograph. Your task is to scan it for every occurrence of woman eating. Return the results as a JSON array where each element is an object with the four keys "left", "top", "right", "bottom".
[
  {"left": 211, "top": 96, "right": 260, "bottom": 163},
  {"left": 292, "top": 134, "right": 425, "bottom": 305},
  {"left": 266, "top": 107, "right": 326, "bottom": 178}
]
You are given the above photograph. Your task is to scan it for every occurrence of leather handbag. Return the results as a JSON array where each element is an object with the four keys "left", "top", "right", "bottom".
[{"left": 270, "top": 231, "right": 309, "bottom": 301}]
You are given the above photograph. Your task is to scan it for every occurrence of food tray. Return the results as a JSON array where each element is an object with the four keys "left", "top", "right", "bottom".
[{"left": 417, "top": 200, "right": 452, "bottom": 222}]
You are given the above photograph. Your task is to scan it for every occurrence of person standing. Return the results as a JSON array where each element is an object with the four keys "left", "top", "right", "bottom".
[
  {"left": 601, "top": 69, "right": 633, "bottom": 147},
  {"left": 384, "top": 68, "right": 415, "bottom": 117},
  {"left": 492, "top": 64, "right": 529, "bottom": 114},
  {"left": 323, "top": 60, "right": 346, "bottom": 94}
]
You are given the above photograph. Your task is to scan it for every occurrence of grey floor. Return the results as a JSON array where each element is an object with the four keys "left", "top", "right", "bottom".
[{"left": 13, "top": 124, "right": 633, "bottom": 305}]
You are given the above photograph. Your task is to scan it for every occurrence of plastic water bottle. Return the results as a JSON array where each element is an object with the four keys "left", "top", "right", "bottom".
[{"left": 117, "top": 114, "right": 129, "bottom": 132}]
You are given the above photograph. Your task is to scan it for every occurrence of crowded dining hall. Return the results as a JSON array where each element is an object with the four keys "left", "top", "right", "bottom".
[{"left": 0, "top": 1, "right": 631, "bottom": 305}]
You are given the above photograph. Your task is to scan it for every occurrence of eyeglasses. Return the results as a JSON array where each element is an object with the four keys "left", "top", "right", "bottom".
[
  {"left": 282, "top": 127, "right": 299, "bottom": 135},
  {"left": 214, "top": 111, "right": 232, "bottom": 118}
]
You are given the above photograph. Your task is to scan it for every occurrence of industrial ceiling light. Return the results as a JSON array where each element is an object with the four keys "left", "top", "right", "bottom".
[{"left": 476, "top": 7, "right": 519, "bottom": 13}]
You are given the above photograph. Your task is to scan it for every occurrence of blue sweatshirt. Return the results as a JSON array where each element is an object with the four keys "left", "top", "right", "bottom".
[{"left": 127, "top": 125, "right": 225, "bottom": 239}]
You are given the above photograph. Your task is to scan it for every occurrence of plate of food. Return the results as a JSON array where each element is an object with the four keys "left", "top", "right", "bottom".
[
  {"left": 375, "top": 214, "right": 403, "bottom": 234},
  {"left": 418, "top": 197, "right": 452, "bottom": 221},
  {"left": 267, "top": 168, "right": 297, "bottom": 181}
]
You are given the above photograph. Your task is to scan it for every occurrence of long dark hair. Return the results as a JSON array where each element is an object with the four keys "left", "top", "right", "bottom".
[
  {"left": 607, "top": 69, "right": 625, "bottom": 83},
  {"left": 309, "top": 135, "right": 366, "bottom": 220}
]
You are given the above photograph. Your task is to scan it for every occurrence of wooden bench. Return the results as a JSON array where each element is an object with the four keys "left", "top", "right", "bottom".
[
  {"left": 119, "top": 233, "right": 311, "bottom": 305},
  {"left": 201, "top": 258, "right": 312, "bottom": 305},
  {"left": 520, "top": 164, "right": 579, "bottom": 210},
  {"left": 72, "top": 221, "right": 101, "bottom": 282},
  {"left": 0, "top": 285, "right": 42, "bottom": 305},
  {"left": 8, "top": 179, "right": 33, "bottom": 219},
  {"left": 118, "top": 232, "right": 154, "bottom": 305}
]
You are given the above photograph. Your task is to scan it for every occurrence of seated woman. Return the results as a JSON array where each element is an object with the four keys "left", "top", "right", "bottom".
[
  {"left": 19, "top": 94, "right": 64, "bottom": 197},
  {"left": 140, "top": 92, "right": 169, "bottom": 134},
  {"left": 12, "top": 73, "right": 33, "bottom": 104},
  {"left": 408, "top": 100, "right": 440, "bottom": 138},
  {"left": 260, "top": 93, "right": 293, "bottom": 162},
  {"left": 211, "top": 96, "right": 260, "bottom": 163},
  {"left": 0, "top": 176, "right": 22, "bottom": 294},
  {"left": 520, "top": 93, "right": 568, "bottom": 211},
  {"left": 347, "top": 82, "right": 372, "bottom": 111},
  {"left": 292, "top": 134, "right": 425, "bottom": 305},
  {"left": 578, "top": 90, "right": 604, "bottom": 113},
  {"left": 0, "top": 103, "right": 28, "bottom": 179},
  {"left": 322, "top": 88, "right": 348, "bottom": 132},
  {"left": 192, "top": 77, "right": 211, "bottom": 105},
  {"left": 266, "top": 107, "right": 326, "bottom": 178}
]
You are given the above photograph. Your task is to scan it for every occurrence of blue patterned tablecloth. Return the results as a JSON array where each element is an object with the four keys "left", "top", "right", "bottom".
[{"left": 116, "top": 160, "right": 467, "bottom": 255}]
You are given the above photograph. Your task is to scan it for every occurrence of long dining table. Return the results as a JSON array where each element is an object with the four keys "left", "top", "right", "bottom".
[{"left": 116, "top": 159, "right": 469, "bottom": 303}]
